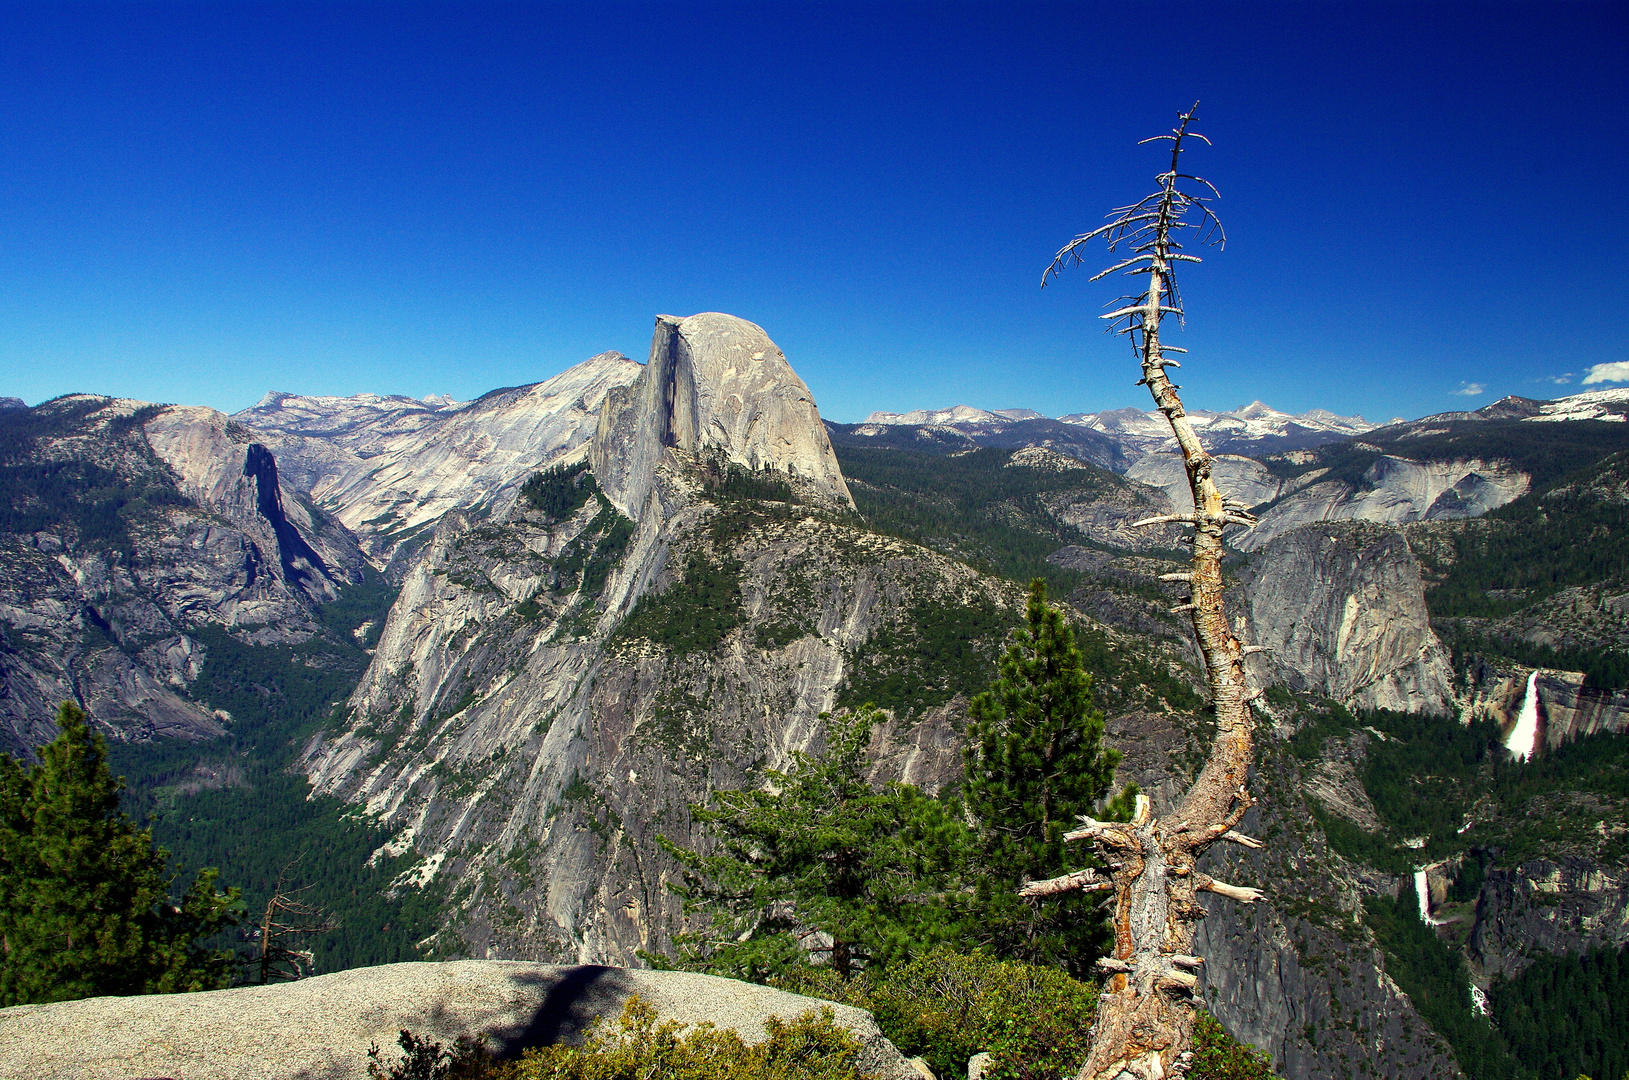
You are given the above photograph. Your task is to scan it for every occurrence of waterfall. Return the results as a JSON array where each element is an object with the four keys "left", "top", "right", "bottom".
[
  {"left": 1414, "top": 868, "right": 1439, "bottom": 925},
  {"left": 1506, "top": 669, "right": 1541, "bottom": 763}
]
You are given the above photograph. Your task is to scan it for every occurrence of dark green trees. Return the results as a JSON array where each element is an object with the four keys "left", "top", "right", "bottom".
[
  {"left": 963, "top": 579, "right": 1127, "bottom": 974},
  {"left": 0, "top": 702, "right": 241, "bottom": 1005},
  {"left": 660, "top": 706, "right": 966, "bottom": 981}
]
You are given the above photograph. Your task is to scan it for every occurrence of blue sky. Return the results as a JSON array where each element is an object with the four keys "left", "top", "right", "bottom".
[{"left": 1, "top": 1, "right": 1625, "bottom": 424}]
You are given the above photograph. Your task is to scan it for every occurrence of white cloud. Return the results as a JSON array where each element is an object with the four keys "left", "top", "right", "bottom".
[
  {"left": 1542, "top": 374, "right": 1574, "bottom": 385},
  {"left": 1582, "top": 361, "right": 1629, "bottom": 385},
  {"left": 1450, "top": 382, "right": 1486, "bottom": 397}
]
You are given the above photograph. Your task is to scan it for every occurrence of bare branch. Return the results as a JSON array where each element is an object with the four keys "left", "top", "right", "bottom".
[
  {"left": 1130, "top": 513, "right": 1195, "bottom": 528},
  {"left": 1019, "top": 869, "right": 1115, "bottom": 898},
  {"left": 1088, "top": 254, "right": 1156, "bottom": 281},
  {"left": 1196, "top": 875, "right": 1266, "bottom": 904}
]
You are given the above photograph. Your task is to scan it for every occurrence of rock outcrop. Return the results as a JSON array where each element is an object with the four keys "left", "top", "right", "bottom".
[
  {"left": 1236, "top": 523, "right": 1455, "bottom": 713},
  {"left": 299, "top": 313, "right": 996, "bottom": 965},
  {"left": 0, "top": 961, "right": 918, "bottom": 1080},
  {"left": 591, "top": 313, "right": 852, "bottom": 520},
  {"left": 1237, "top": 456, "right": 1529, "bottom": 552},
  {"left": 0, "top": 397, "right": 369, "bottom": 755},
  {"left": 237, "top": 352, "right": 642, "bottom": 564},
  {"left": 1126, "top": 452, "right": 1291, "bottom": 514},
  {"left": 1464, "top": 666, "right": 1629, "bottom": 747},
  {"left": 1469, "top": 858, "right": 1629, "bottom": 985}
]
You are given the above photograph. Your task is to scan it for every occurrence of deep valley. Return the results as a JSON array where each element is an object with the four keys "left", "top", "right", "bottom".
[{"left": 3, "top": 316, "right": 1627, "bottom": 1080}]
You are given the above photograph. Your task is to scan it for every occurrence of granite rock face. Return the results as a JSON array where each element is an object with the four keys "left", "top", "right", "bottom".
[
  {"left": 237, "top": 352, "right": 642, "bottom": 564},
  {"left": 1125, "top": 451, "right": 1292, "bottom": 513},
  {"left": 592, "top": 313, "right": 853, "bottom": 520},
  {"left": 0, "top": 961, "right": 917, "bottom": 1080},
  {"left": 1236, "top": 523, "right": 1456, "bottom": 713},
  {"left": 1463, "top": 666, "right": 1629, "bottom": 749},
  {"left": 1237, "top": 456, "right": 1529, "bottom": 552},
  {"left": 0, "top": 397, "right": 368, "bottom": 755},
  {"left": 300, "top": 316, "right": 997, "bottom": 964},
  {"left": 1469, "top": 857, "right": 1629, "bottom": 985}
]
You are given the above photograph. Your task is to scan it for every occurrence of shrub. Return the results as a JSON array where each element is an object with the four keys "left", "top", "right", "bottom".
[
  {"left": 495, "top": 996, "right": 875, "bottom": 1080},
  {"left": 774, "top": 948, "right": 1097, "bottom": 1080},
  {"left": 1190, "top": 1011, "right": 1277, "bottom": 1080},
  {"left": 774, "top": 949, "right": 1276, "bottom": 1080},
  {"left": 366, "top": 1029, "right": 498, "bottom": 1080}
]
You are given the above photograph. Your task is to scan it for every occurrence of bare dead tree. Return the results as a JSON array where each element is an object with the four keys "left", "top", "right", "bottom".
[
  {"left": 1033, "top": 103, "right": 1266, "bottom": 1080},
  {"left": 255, "top": 858, "right": 340, "bottom": 984}
]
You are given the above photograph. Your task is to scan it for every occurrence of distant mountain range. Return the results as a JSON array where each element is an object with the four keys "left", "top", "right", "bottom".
[
  {"left": 864, "top": 400, "right": 1383, "bottom": 454},
  {"left": 856, "top": 389, "right": 1629, "bottom": 459}
]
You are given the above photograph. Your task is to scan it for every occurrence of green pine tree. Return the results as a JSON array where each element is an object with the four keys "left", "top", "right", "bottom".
[
  {"left": 0, "top": 702, "right": 242, "bottom": 1006},
  {"left": 659, "top": 705, "right": 968, "bottom": 982},
  {"left": 963, "top": 579, "right": 1130, "bottom": 975}
]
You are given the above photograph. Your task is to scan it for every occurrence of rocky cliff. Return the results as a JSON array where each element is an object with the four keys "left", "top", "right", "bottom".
[
  {"left": 1236, "top": 523, "right": 1456, "bottom": 713},
  {"left": 0, "top": 396, "right": 368, "bottom": 755},
  {"left": 1238, "top": 457, "right": 1530, "bottom": 552},
  {"left": 237, "top": 352, "right": 642, "bottom": 565},
  {"left": 299, "top": 313, "right": 979, "bottom": 966},
  {"left": 591, "top": 313, "right": 852, "bottom": 521},
  {"left": 1468, "top": 856, "right": 1629, "bottom": 988},
  {"left": 1125, "top": 451, "right": 1292, "bottom": 513}
]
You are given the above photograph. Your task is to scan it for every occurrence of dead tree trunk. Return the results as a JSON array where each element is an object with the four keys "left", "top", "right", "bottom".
[
  {"left": 255, "top": 859, "right": 339, "bottom": 983},
  {"left": 1033, "top": 104, "right": 1265, "bottom": 1080}
]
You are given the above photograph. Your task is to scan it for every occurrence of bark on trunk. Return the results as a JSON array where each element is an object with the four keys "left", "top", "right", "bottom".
[{"left": 1040, "top": 105, "right": 1262, "bottom": 1080}]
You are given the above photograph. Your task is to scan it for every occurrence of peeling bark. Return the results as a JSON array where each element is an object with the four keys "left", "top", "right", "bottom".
[{"left": 1042, "top": 105, "right": 1263, "bottom": 1080}]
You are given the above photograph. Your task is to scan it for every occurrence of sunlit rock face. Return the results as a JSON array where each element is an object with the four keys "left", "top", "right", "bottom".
[
  {"left": 236, "top": 353, "right": 643, "bottom": 564},
  {"left": 300, "top": 312, "right": 961, "bottom": 971},
  {"left": 143, "top": 406, "right": 364, "bottom": 605},
  {"left": 1126, "top": 452, "right": 1292, "bottom": 514},
  {"left": 0, "top": 398, "right": 369, "bottom": 756},
  {"left": 1235, "top": 522, "right": 1455, "bottom": 713},
  {"left": 1236, "top": 456, "right": 1530, "bottom": 552},
  {"left": 592, "top": 313, "right": 852, "bottom": 522}
]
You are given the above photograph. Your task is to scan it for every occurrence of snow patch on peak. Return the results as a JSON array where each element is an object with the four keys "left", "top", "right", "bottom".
[
  {"left": 1525, "top": 386, "right": 1629, "bottom": 423},
  {"left": 864, "top": 404, "right": 1006, "bottom": 426},
  {"left": 1064, "top": 401, "right": 1378, "bottom": 456}
]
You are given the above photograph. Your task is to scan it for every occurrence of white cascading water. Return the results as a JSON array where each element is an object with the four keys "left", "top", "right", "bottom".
[
  {"left": 1506, "top": 669, "right": 1541, "bottom": 763},
  {"left": 1414, "top": 868, "right": 1439, "bottom": 925}
]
